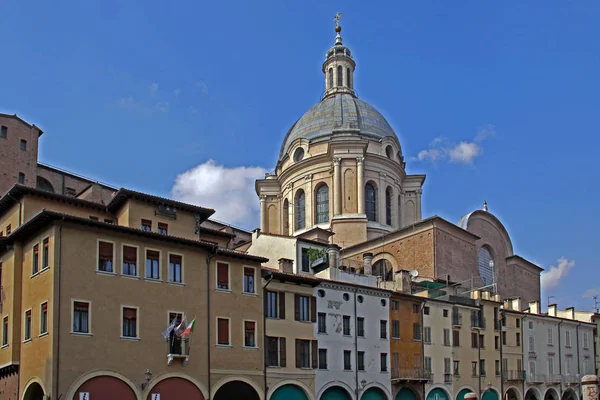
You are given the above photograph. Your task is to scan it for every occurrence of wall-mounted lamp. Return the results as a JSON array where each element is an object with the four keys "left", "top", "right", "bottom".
[{"left": 141, "top": 369, "right": 152, "bottom": 389}]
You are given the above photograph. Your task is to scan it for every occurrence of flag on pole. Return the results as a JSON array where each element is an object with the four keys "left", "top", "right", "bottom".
[
  {"left": 161, "top": 316, "right": 179, "bottom": 340},
  {"left": 174, "top": 314, "right": 187, "bottom": 337},
  {"left": 181, "top": 318, "right": 196, "bottom": 336}
]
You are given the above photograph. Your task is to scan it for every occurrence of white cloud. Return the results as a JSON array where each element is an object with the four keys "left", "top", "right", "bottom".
[
  {"left": 541, "top": 257, "right": 575, "bottom": 292},
  {"left": 155, "top": 101, "right": 170, "bottom": 113},
  {"left": 150, "top": 82, "right": 159, "bottom": 96},
  {"left": 582, "top": 288, "right": 600, "bottom": 299},
  {"left": 410, "top": 125, "right": 495, "bottom": 165},
  {"left": 171, "top": 160, "right": 267, "bottom": 228}
]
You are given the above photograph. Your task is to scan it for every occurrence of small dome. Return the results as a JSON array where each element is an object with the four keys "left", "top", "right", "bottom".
[{"left": 279, "top": 93, "right": 399, "bottom": 161}]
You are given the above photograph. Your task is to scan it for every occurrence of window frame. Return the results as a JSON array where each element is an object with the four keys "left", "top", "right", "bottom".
[
  {"left": 32, "top": 243, "right": 40, "bottom": 276},
  {"left": 40, "top": 301, "right": 48, "bottom": 336},
  {"left": 294, "top": 189, "right": 306, "bottom": 231},
  {"left": 356, "top": 317, "right": 365, "bottom": 337},
  {"left": 392, "top": 320, "right": 400, "bottom": 339},
  {"left": 0, "top": 126, "right": 6, "bottom": 139},
  {"left": 2, "top": 316, "right": 8, "bottom": 347},
  {"left": 215, "top": 261, "right": 231, "bottom": 291},
  {"left": 315, "top": 184, "right": 330, "bottom": 224},
  {"left": 380, "top": 352, "right": 388, "bottom": 372},
  {"left": 157, "top": 222, "right": 168, "bottom": 235},
  {"left": 347, "top": 350, "right": 355, "bottom": 371},
  {"left": 141, "top": 219, "right": 152, "bottom": 232},
  {"left": 318, "top": 348, "right": 327, "bottom": 370},
  {"left": 144, "top": 248, "right": 161, "bottom": 280},
  {"left": 343, "top": 315, "right": 351, "bottom": 336},
  {"left": 121, "top": 305, "right": 140, "bottom": 339},
  {"left": 318, "top": 312, "right": 327, "bottom": 334},
  {"left": 96, "top": 239, "right": 116, "bottom": 275},
  {"left": 365, "top": 182, "right": 377, "bottom": 222},
  {"left": 216, "top": 316, "right": 231, "bottom": 346},
  {"left": 242, "top": 265, "right": 256, "bottom": 294},
  {"left": 18, "top": 172, "right": 25, "bottom": 184},
  {"left": 168, "top": 252, "right": 184, "bottom": 284},
  {"left": 20, "top": 139, "right": 27, "bottom": 151},
  {"left": 121, "top": 243, "right": 139, "bottom": 277},
  {"left": 23, "top": 308, "right": 32, "bottom": 342},
  {"left": 71, "top": 299, "right": 91, "bottom": 335},
  {"left": 42, "top": 237, "right": 49, "bottom": 270},
  {"left": 242, "top": 319, "right": 258, "bottom": 348}
]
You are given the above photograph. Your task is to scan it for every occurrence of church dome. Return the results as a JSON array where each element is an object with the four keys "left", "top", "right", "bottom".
[{"left": 279, "top": 93, "right": 399, "bottom": 161}]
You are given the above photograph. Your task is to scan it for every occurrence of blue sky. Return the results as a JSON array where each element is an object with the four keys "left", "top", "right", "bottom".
[{"left": 2, "top": 1, "right": 599, "bottom": 311}]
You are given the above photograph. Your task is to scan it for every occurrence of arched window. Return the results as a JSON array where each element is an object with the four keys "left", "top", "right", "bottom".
[
  {"left": 372, "top": 260, "right": 393, "bottom": 281},
  {"left": 365, "top": 183, "right": 377, "bottom": 222},
  {"left": 385, "top": 187, "right": 392, "bottom": 226},
  {"left": 478, "top": 246, "right": 494, "bottom": 286},
  {"left": 293, "top": 148, "right": 304, "bottom": 162},
  {"left": 316, "top": 185, "right": 329, "bottom": 224},
  {"left": 347, "top": 67, "right": 352, "bottom": 88},
  {"left": 385, "top": 145, "right": 394, "bottom": 159},
  {"left": 283, "top": 199, "right": 289, "bottom": 234},
  {"left": 328, "top": 68, "right": 333, "bottom": 89},
  {"left": 337, "top": 65, "right": 343, "bottom": 87},
  {"left": 397, "top": 195, "right": 402, "bottom": 228},
  {"left": 295, "top": 190, "right": 305, "bottom": 230}
]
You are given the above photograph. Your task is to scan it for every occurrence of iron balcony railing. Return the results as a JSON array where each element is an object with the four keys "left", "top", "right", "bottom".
[
  {"left": 503, "top": 370, "right": 526, "bottom": 381},
  {"left": 452, "top": 312, "right": 462, "bottom": 326},
  {"left": 392, "top": 368, "right": 432, "bottom": 381},
  {"left": 444, "top": 373, "right": 453, "bottom": 383},
  {"left": 471, "top": 315, "right": 486, "bottom": 329}
]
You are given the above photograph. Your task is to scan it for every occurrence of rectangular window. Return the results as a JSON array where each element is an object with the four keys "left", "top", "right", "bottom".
[
  {"left": 296, "top": 339, "right": 310, "bottom": 368},
  {"left": 479, "top": 334, "right": 485, "bottom": 348},
  {"left": 32, "top": 244, "right": 39, "bottom": 274},
  {"left": 548, "top": 357, "right": 554, "bottom": 375},
  {"left": 318, "top": 313, "right": 326, "bottom": 334},
  {"left": 495, "top": 360, "right": 500, "bottom": 376},
  {"left": 158, "top": 222, "right": 168, "bottom": 235},
  {"left": 122, "top": 307, "right": 137, "bottom": 338},
  {"left": 565, "top": 330, "right": 572, "bottom": 347},
  {"left": 480, "top": 360, "right": 486, "bottom": 376},
  {"left": 217, "top": 318, "right": 230, "bottom": 345},
  {"left": 18, "top": 173, "right": 25, "bottom": 184},
  {"left": 548, "top": 328, "right": 553, "bottom": 345},
  {"left": 98, "top": 241, "right": 114, "bottom": 272},
  {"left": 318, "top": 348, "right": 327, "bottom": 369},
  {"left": 266, "top": 336, "right": 280, "bottom": 366},
  {"left": 503, "top": 358, "right": 508, "bottom": 375},
  {"left": 471, "top": 332, "right": 478, "bottom": 348},
  {"left": 472, "top": 361, "right": 478, "bottom": 377},
  {"left": 529, "top": 321, "right": 534, "bottom": 329},
  {"left": 243, "top": 267, "right": 255, "bottom": 293},
  {"left": 357, "top": 317, "right": 365, "bottom": 337},
  {"left": 444, "top": 358, "right": 451, "bottom": 375},
  {"left": 169, "top": 254, "right": 182, "bottom": 283},
  {"left": 355, "top": 351, "right": 363, "bottom": 371},
  {"left": 453, "top": 330, "right": 460, "bottom": 347},
  {"left": 566, "top": 357, "right": 572, "bottom": 374},
  {"left": 392, "top": 320, "right": 400, "bottom": 339},
  {"left": 297, "top": 295, "right": 310, "bottom": 322},
  {"left": 424, "top": 356, "right": 432, "bottom": 373},
  {"left": 443, "top": 309, "right": 449, "bottom": 317},
  {"left": 424, "top": 306, "right": 430, "bottom": 315},
  {"left": 424, "top": 326, "right": 432, "bottom": 344},
  {"left": 502, "top": 331, "right": 506, "bottom": 345},
  {"left": 529, "top": 361, "right": 536, "bottom": 377},
  {"left": 301, "top": 248, "right": 310, "bottom": 272},
  {"left": 145, "top": 250, "right": 160, "bottom": 279},
  {"left": 413, "top": 304, "right": 419, "bottom": 313},
  {"left": 517, "top": 359, "right": 523, "bottom": 373},
  {"left": 0, "top": 126, "right": 6, "bottom": 139},
  {"left": 123, "top": 245, "right": 137, "bottom": 276},
  {"left": 20, "top": 139, "right": 27, "bottom": 151},
  {"left": 516, "top": 318, "right": 520, "bottom": 328},
  {"left": 443, "top": 328, "right": 450, "bottom": 346},
  {"left": 40, "top": 302, "right": 48, "bottom": 335},
  {"left": 380, "top": 320, "right": 387, "bottom": 339},
  {"left": 583, "top": 332, "right": 589, "bottom": 349},
  {"left": 24, "top": 310, "right": 32, "bottom": 340},
  {"left": 453, "top": 360, "right": 460, "bottom": 375},
  {"left": 516, "top": 332, "right": 521, "bottom": 346},
  {"left": 391, "top": 300, "right": 399, "bottom": 310},
  {"left": 413, "top": 323, "right": 421, "bottom": 340},
  {"left": 244, "top": 321, "right": 256, "bottom": 347},
  {"left": 217, "top": 262, "right": 229, "bottom": 290},
  {"left": 42, "top": 238, "right": 49, "bottom": 269},
  {"left": 2, "top": 316, "right": 7, "bottom": 346},
  {"left": 343, "top": 315, "right": 351, "bottom": 336},
  {"left": 73, "top": 301, "right": 89, "bottom": 333},
  {"left": 529, "top": 335, "right": 535, "bottom": 352},
  {"left": 495, "top": 335, "right": 499, "bottom": 350},
  {"left": 141, "top": 219, "right": 152, "bottom": 231},
  {"left": 381, "top": 353, "right": 388, "bottom": 372},
  {"left": 266, "top": 291, "right": 278, "bottom": 318}
]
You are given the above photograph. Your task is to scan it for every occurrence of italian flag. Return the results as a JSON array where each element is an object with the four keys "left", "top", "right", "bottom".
[{"left": 181, "top": 318, "right": 196, "bottom": 336}]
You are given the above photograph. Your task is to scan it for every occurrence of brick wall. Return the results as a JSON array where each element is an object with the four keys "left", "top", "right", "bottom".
[{"left": 0, "top": 115, "right": 40, "bottom": 196}]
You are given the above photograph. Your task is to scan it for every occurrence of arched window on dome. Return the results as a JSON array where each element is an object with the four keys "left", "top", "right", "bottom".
[
  {"left": 337, "top": 65, "right": 343, "bottom": 87},
  {"left": 293, "top": 148, "right": 304, "bottom": 162},
  {"left": 385, "top": 145, "right": 394, "bottom": 160},
  {"left": 385, "top": 187, "right": 393, "bottom": 226},
  {"left": 315, "top": 184, "right": 329, "bottom": 224},
  {"left": 365, "top": 183, "right": 377, "bottom": 222},
  {"left": 328, "top": 68, "right": 333, "bottom": 89},
  {"left": 283, "top": 199, "right": 289, "bottom": 234},
  {"left": 295, "top": 190, "right": 305, "bottom": 230},
  {"left": 347, "top": 67, "right": 352, "bottom": 88},
  {"left": 478, "top": 246, "right": 495, "bottom": 287}
]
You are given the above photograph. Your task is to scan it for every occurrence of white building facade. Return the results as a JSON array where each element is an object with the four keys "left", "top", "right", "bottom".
[
  {"left": 314, "top": 280, "right": 392, "bottom": 400},
  {"left": 423, "top": 299, "right": 454, "bottom": 400}
]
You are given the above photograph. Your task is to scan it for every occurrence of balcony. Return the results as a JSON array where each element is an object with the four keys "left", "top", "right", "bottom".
[
  {"left": 452, "top": 312, "right": 462, "bottom": 327},
  {"left": 548, "top": 375, "right": 562, "bottom": 384},
  {"left": 167, "top": 338, "right": 190, "bottom": 366},
  {"left": 392, "top": 368, "right": 432, "bottom": 382},
  {"left": 527, "top": 374, "right": 547, "bottom": 384},
  {"left": 444, "top": 373, "right": 453, "bottom": 384},
  {"left": 471, "top": 316, "right": 486, "bottom": 329},
  {"left": 494, "top": 319, "right": 502, "bottom": 331},
  {"left": 503, "top": 370, "right": 526, "bottom": 381}
]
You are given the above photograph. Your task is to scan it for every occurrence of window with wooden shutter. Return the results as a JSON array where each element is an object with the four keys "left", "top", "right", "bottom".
[
  {"left": 98, "top": 241, "right": 113, "bottom": 272},
  {"left": 279, "top": 292, "right": 286, "bottom": 319},
  {"left": 266, "top": 337, "right": 279, "bottom": 366},
  {"left": 294, "top": 294, "right": 300, "bottom": 321},
  {"left": 217, "top": 263, "right": 229, "bottom": 290},
  {"left": 279, "top": 337, "right": 286, "bottom": 367},
  {"left": 311, "top": 340, "right": 318, "bottom": 369},
  {"left": 310, "top": 296, "right": 317, "bottom": 322},
  {"left": 217, "top": 318, "right": 229, "bottom": 345},
  {"left": 295, "top": 339, "right": 302, "bottom": 368}
]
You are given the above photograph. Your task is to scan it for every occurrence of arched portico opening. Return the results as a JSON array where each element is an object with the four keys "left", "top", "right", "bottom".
[
  {"left": 321, "top": 386, "right": 352, "bottom": 400},
  {"left": 427, "top": 388, "right": 450, "bottom": 400},
  {"left": 146, "top": 376, "right": 205, "bottom": 399},
  {"left": 361, "top": 386, "right": 387, "bottom": 400},
  {"left": 214, "top": 380, "right": 260, "bottom": 400},
  {"left": 545, "top": 389, "right": 559, "bottom": 400},
  {"left": 271, "top": 384, "right": 309, "bottom": 400},
  {"left": 561, "top": 389, "right": 577, "bottom": 400},
  {"left": 505, "top": 387, "right": 521, "bottom": 400},
  {"left": 525, "top": 389, "right": 540, "bottom": 400},
  {"left": 482, "top": 388, "right": 500, "bottom": 400},
  {"left": 72, "top": 375, "right": 137, "bottom": 400},
  {"left": 23, "top": 382, "right": 45, "bottom": 400},
  {"left": 396, "top": 387, "right": 418, "bottom": 400},
  {"left": 456, "top": 389, "right": 474, "bottom": 400}
]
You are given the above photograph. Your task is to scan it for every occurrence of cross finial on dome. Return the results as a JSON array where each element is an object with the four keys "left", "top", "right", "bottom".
[
  {"left": 334, "top": 12, "right": 343, "bottom": 44},
  {"left": 483, "top": 200, "right": 488, "bottom": 212}
]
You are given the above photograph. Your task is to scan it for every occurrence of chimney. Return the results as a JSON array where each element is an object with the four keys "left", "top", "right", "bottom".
[
  {"left": 528, "top": 300, "right": 539, "bottom": 314},
  {"left": 471, "top": 290, "right": 481, "bottom": 300},
  {"left": 548, "top": 304, "right": 557, "bottom": 317},
  {"left": 512, "top": 298, "right": 522, "bottom": 312},
  {"left": 278, "top": 258, "right": 294, "bottom": 274},
  {"left": 327, "top": 244, "right": 340, "bottom": 269},
  {"left": 395, "top": 270, "right": 411, "bottom": 294},
  {"left": 565, "top": 307, "right": 575, "bottom": 320},
  {"left": 363, "top": 252, "right": 373, "bottom": 275},
  {"left": 503, "top": 300, "right": 513, "bottom": 310}
]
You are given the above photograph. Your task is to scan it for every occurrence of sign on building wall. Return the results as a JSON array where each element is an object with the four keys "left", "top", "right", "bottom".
[
  {"left": 79, "top": 393, "right": 90, "bottom": 400},
  {"left": 152, "top": 394, "right": 161, "bottom": 400}
]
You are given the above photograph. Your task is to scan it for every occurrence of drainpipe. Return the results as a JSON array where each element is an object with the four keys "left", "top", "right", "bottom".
[
  {"left": 558, "top": 320, "right": 563, "bottom": 396},
  {"left": 499, "top": 311, "right": 504, "bottom": 400},
  {"left": 354, "top": 287, "right": 359, "bottom": 399},
  {"left": 262, "top": 272, "right": 274, "bottom": 400},
  {"left": 478, "top": 306, "right": 482, "bottom": 399},
  {"left": 576, "top": 323, "right": 581, "bottom": 400},
  {"left": 54, "top": 216, "right": 65, "bottom": 399},
  {"left": 421, "top": 300, "right": 426, "bottom": 400},
  {"left": 520, "top": 316, "right": 524, "bottom": 400}
]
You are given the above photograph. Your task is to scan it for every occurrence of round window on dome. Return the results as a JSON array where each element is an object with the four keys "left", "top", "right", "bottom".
[
  {"left": 293, "top": 148, "right": 305, "bottom": 162},
  {"left": 385, "top": 145, "right": 394, "bottom": 160}
]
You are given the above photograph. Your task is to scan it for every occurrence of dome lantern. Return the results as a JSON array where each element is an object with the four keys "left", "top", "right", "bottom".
[{"left": 322, "top": 13, "right": 356, "bottom": 99}]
